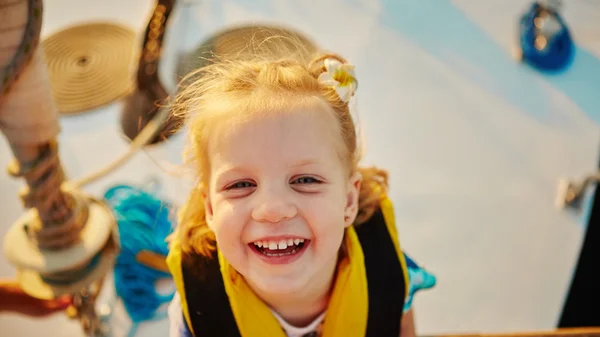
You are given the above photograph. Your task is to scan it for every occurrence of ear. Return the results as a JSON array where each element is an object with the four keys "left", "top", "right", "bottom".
[{"left": 344, "top": 171, "right": 362, "bottom": 228}]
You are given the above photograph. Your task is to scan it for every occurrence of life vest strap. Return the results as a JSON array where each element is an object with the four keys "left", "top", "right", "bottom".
[
  {"left": 356, "top": 208, "right": 406, "bottom": 336},
  {"left": 181, "top": 252, "right": 242, "bottom": 336}
]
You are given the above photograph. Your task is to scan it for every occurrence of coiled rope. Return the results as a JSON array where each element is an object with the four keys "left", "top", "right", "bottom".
[{"left": 103, "top": 184, "right": 175, "bottom": 337}]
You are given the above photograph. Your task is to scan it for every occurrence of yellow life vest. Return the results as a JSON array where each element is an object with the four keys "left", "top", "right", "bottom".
[{"left": 166, "top": 197, "right": 409, "bottom": 337}]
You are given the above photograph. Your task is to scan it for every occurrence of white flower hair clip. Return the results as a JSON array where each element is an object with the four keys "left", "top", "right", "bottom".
[{"left": 317, "top": 58, "right": 358, "bottom": 103}]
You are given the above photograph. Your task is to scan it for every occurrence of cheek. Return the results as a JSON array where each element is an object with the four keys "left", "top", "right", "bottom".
[
  {"left": 210, "top": 204, "right": 251, "bottom": 271},
  {"left": 210, "top": 200, "right": 246, "bottom": 248},
  {"left": 305, "top": 196, "right": 347, "bottom": 246}
]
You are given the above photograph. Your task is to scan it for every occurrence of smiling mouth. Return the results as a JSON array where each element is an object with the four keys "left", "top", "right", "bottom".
[{"left": 249, "top": 238, "right": 308, "bottom": 257}]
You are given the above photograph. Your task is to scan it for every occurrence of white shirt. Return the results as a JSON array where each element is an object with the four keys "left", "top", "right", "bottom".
[{"left": 270, "top": 308, "right": 325, "bottom": 337}]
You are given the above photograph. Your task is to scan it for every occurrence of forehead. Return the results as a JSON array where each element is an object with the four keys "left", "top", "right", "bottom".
[{"left": 208, "top": 108, "right": 343, "bottom": 171}]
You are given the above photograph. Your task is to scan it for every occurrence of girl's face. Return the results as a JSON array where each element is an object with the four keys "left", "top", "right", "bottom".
[{"left": 204, "top": 107, "right": 361, "bottom": 296}]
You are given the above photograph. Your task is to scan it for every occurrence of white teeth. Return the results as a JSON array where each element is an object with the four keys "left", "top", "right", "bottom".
[{"left": 254, "top": 238, "right": 305, "bottom": 250}]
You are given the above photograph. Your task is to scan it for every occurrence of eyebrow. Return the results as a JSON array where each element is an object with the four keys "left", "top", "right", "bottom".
[
  {"left": 214, "top": 165, "right": 245, "bottom": 179},
  {"left": 214, "top": 159, "right": 322, "bottom": 179},
  {"left": 290, "top": 159, "right": 321, "bottom": 168}
]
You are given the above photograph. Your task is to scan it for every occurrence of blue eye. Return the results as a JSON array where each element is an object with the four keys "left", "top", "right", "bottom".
[{"left": 293, "top": 176, "right": 321, "bottom": 184}]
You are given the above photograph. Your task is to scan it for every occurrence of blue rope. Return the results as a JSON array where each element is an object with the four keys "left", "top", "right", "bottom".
[{"left": 103, "top": 184, "right": 175, "bottom": 336}]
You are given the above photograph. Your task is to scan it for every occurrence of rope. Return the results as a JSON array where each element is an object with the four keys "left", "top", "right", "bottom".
[
  {"left": 6, "top": 141, "right": 88, "bottom": 249},
  {"left": 0, "top": 0, "right": 43, "bottom": 96},
  {"left": 103, "top": 184, "right": 175, "bottom": 336},
  {"left": 42, "top": 22, "right": 136, "bottom": 114},
  {"left": 70, "top": 104, "right": 172, "bottom": 188}
]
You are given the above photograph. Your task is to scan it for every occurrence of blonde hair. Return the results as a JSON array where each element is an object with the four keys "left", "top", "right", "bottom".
[{"left": 171, "top": 40, "right": 389, "bottom": 258}]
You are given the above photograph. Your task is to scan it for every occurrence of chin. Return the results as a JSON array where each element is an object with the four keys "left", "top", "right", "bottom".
[{"left": 248, "top": 273, "right": 311, "bottom": 296}]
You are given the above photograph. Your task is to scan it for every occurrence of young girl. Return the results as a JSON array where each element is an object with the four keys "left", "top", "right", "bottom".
[{"left": 166, "top": 47, "right": 435, "bottom": 337}]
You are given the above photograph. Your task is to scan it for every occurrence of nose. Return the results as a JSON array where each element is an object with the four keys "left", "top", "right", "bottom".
[{"left": 251, "top": 189, "right": 297, "bottom": 223}]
